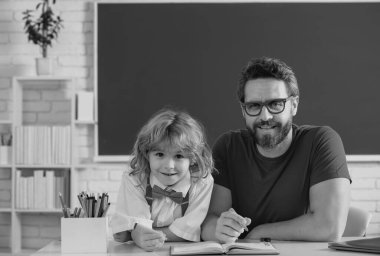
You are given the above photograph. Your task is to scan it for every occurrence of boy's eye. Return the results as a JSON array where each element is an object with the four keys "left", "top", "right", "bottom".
[
  {"left": 175, "top": 154, "right": 185, "bottom": 159},
  {"left": 154, "top": 152, "right": 164, "bottom": 157}
]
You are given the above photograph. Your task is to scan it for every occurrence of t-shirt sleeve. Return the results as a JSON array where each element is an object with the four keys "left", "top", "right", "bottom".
[
  {"left": 212, "top": 133, "right": 231, "bottom": 189},
  {"left": 110, "top": 171, "right": 152, "bottom": 234},
  {"left": 169, "top": 174, "right": 214, "bottom": 241},
  {"left": 310, "top": 126, "right": 351, "bottom": 186}
]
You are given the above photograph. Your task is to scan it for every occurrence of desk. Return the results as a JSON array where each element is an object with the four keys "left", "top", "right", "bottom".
[{"left": 31, "top": 238, "right": 374, "bottom": 256}]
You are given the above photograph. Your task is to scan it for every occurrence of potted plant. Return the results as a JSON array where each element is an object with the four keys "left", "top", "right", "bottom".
[{"left": 23, "top": 0, "right": 63, "bottom": 75}]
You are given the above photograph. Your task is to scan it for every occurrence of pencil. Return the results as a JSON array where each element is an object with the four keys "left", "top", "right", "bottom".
[
  {"left": 101, "top": 203, "right": 110, "bottom": 217},
  {"left": 76, "top": 207, "right": 81, "bottom": 218}
]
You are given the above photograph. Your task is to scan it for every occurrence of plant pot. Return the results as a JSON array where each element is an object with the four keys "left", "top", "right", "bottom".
[
  {"left": 36, "top": 57, "right": 54, "bottom": 75},
  {"left": 0, "top": 146, "right": 11, "bottom": 165}
]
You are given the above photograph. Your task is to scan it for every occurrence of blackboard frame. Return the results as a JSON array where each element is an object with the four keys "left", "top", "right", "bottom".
[{"left": 94, "top": 1, "right": 380, "bottom": 162}]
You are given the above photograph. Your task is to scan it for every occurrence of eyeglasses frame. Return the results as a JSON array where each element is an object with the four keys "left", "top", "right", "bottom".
[{"left": 241, "top": 96, "right": 294, "bottom": 117}]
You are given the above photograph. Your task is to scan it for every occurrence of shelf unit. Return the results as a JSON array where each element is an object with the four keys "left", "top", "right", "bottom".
[{"left": 0, "top": 77, "right": 95, "bottom": 255}]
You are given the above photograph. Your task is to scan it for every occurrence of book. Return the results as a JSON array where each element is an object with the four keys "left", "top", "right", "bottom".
[
  {"left": 170, "top": 241, "right": 279, "bottom": 255},
  {"left": 328, "top": 237, "right": 380, "bottom": 254}
]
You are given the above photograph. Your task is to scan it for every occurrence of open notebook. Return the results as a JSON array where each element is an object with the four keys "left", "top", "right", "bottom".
[
  {"left": 170, "top": 241, "right": 279, "bottom": 255},
  {"left": 328, "top": 237, "right": 380, "bottom": 254}
]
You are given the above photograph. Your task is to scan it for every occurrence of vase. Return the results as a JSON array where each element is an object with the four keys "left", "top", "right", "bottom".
[
  {"left": 36, "top": 57, "right": 54, "bottom": 75},
  {"left": 0, "top": 146, "right": 11, "bottom": 165}
]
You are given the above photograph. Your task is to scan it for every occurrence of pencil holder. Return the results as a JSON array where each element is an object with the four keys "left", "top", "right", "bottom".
[{"left": 61, "top": 217, "right": 108, "bottom": 253}]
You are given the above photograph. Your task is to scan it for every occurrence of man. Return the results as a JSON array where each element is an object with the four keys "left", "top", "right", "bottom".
[{"left": 201, "top": 57, "right": 351, "bottom": 242}]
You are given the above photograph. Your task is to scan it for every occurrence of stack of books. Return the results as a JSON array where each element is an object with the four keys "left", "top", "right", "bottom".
[
  {"left": 15, "top": 125, "right": 71, "bottom": 165},
  {"left": 15, "top": 169, "right": 70, "bottom": 209}
]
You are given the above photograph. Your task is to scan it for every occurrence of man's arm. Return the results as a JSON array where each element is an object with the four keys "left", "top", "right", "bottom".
[
  {"left": 201, "top": 184, "right": 249, "bottom": 243},
  {"left": 246, "top": 178, "right": 350, "bottom": 242}
]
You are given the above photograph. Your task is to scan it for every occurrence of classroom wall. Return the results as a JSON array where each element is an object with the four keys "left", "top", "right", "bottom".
[{"left": 0, "top": 0, "right": 379, "bottom": 250}]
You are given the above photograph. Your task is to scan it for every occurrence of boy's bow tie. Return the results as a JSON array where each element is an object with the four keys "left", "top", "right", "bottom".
[{"left": 152, "top": 185, "right": 183, "bottom": 204}]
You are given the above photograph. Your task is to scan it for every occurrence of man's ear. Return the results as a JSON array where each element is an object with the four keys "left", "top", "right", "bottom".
[
  {"left": 291, "top": 96, "right": 299, "bottom": 116},
  {"left": 240, "top": 104, "right": 246, "bottom": 118}
]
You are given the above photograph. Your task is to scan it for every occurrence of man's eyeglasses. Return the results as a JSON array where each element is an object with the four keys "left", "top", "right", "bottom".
[{"left": 241, "top": 96, "right": 293, "bottom": 116}]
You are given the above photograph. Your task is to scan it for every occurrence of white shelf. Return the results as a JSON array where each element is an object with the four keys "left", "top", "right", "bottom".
[
  {"left": 15, "top": 209, "right": 63, "bottom": 214},
  {"left": 3, "top": 76, "right": 94, "bottom": 254},
  {"left": 74, "top": 120, "right": 97, "bottom": 125},
  {"left": 13, "top": 76, "right": 72, "bottom": 81},
  {"left": 14, "top": 165, "right": 71, "bottom": 169}
]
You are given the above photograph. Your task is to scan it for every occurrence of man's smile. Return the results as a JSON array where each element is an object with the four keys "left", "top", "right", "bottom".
[{"left": 258, "top": 125, "right": 276, "bottom": 129}]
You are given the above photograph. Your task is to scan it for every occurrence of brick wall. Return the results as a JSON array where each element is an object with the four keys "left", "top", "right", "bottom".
[
  {"left": 0, "top": 0, "right": 379, "bottom": 251},
  {"left": 349, "top": 162, "right": 380, "bottom": 235}
]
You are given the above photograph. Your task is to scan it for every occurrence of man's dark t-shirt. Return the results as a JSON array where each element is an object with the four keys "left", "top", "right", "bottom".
[{"left": 212, "top": 125, "right": 351, "bottom": 237}]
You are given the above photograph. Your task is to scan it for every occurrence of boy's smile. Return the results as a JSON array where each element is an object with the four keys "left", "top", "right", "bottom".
[{"left": 160, "top": 172, "right": 177, "bottom": 176}]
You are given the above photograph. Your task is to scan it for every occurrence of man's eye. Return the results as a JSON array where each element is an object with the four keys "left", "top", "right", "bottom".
[
  {"left": 247, "top": 103, "right": 261, "bottom": 110},
  {"left": 269, "top": 100, "right": 284, "bottom": 108}
]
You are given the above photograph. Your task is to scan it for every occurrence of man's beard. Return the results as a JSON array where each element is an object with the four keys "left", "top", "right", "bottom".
[{"left": 247, "top": 118, "right": 292, "bottom": 149}]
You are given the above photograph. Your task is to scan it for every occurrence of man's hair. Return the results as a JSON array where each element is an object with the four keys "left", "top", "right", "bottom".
[{"left": 237, "top": 56, "right": 299, "bottom": 103}]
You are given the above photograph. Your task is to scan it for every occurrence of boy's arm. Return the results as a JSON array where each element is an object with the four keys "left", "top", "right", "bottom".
[
  {"left": 113, "top": 230, "right": 131, "bottom": 242},
  {"left": 167, "top": 175, "right": 214, "bottom": 242},
  {"left": 154, "top": 226, "right": 186, "bottom": 241},
  {"left": 245, "top": 178, "right": 350, "bottom": 242},
  {"left": 131, "top": 224, "right": 165, "bottom": 251}
]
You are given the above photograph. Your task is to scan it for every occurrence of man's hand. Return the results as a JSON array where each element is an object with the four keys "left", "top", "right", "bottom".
[
  {"left": 131, "top": 224, "right": 166, "bottom": 251},
  {"left": 215, "top": 208, "right": 251, "bottom": 243}
]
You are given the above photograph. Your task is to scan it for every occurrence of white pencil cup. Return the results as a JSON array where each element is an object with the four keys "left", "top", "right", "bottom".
[
  {"left": 0, "top": 146, "right": 11, "bottom": 165},
  {"left": 61, "top": 217, "right": 108, "bottom": 253}
]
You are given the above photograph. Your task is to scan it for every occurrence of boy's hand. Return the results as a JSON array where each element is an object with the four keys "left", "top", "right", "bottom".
[
  {"left": 131, "top": 224, "right": 166, "bottom": 251},
  {"left": 215, "top": 208, "right": 251, "bottom": 244},
  {"left": 113, "top": 230, "right": 129, "bottom": 243}
]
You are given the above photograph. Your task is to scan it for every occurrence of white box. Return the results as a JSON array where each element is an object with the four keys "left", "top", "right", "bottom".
[
  {"left": 76, "top": 92, "right": 94, "bottom": 121},
  {"left": 61, "top": 217, "right": 108, "bottom": 253}
]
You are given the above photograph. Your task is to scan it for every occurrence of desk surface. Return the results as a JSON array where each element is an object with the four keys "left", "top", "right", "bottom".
[{"left": 31, "top": 238, "right": 375, "bottom": 256}]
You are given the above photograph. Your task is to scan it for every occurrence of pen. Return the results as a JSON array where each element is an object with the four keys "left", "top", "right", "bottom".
[
  {"left": 243, "top": 217, "right": 250, "bottom": 232},
  {"left": 59, "top": 193, "right": 68, "bottom": 218},
  {"left": 229, "top": 208, "right": 249, "bottom": 232}
]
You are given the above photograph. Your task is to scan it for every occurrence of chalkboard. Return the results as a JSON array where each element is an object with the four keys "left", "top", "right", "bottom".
[{"left": 96, "top": 2, "right": 380, "bottom": 159}]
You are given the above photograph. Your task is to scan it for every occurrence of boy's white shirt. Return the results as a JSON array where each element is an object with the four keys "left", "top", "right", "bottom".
[{"left": 110, "top": 169, "right": 213, "bottom": 241}]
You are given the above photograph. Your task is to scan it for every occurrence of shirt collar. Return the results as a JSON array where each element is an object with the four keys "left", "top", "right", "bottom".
[{"left": 150, "top": 171, "right": 191, "bottom": 195}]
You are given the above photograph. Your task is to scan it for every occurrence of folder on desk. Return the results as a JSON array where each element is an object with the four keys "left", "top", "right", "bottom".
[{"left": 328, "top": 237, "right": 380, "bottom": 254}]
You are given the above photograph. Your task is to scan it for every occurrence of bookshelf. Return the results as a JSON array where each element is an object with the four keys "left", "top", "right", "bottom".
[{"left": 0, "top": 77, "right": 95, "bottom": 254}]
